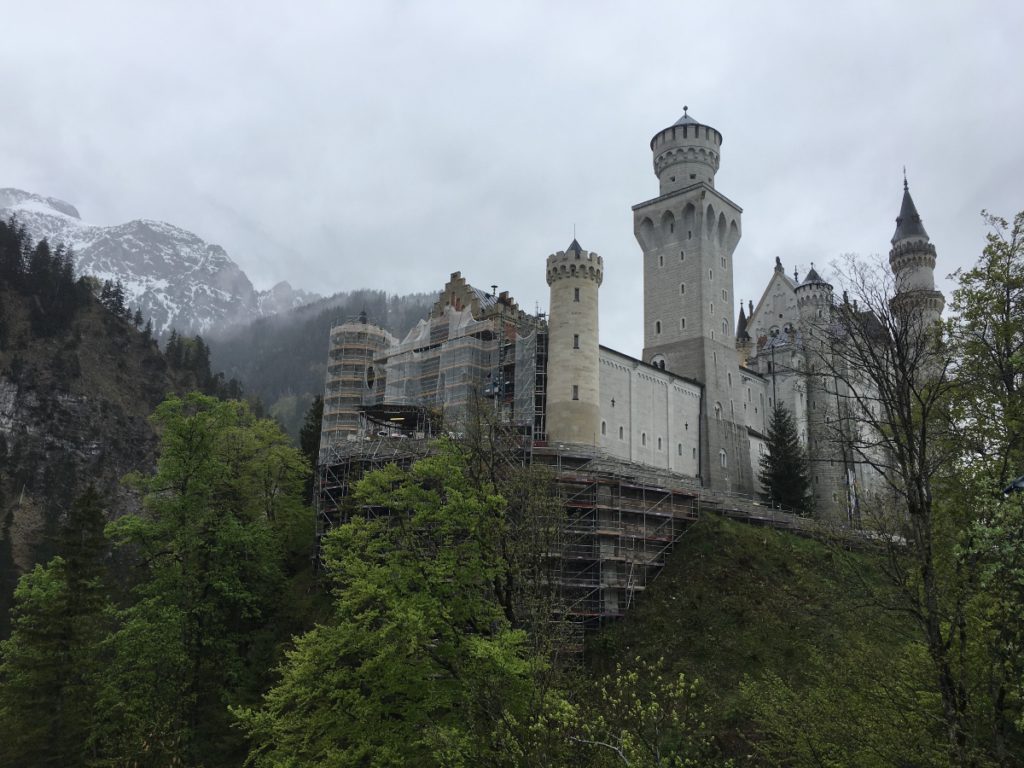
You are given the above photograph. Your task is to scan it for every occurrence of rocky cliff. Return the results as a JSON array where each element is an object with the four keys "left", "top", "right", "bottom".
[{"left": 0, "top": 286, "right": 180, "bottom": 635}]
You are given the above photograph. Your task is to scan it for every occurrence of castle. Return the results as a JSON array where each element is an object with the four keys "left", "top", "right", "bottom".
[
  {"left": 319, "top": 109, "right": 943, "bottom": 522},
  {"left": 316, "top": 111, "right": 942, "bottom": 618}
]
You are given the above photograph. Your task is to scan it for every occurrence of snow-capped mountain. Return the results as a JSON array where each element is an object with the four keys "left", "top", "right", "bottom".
[{"left": 0, "top": 188, "right": 319, "bottom": 335}]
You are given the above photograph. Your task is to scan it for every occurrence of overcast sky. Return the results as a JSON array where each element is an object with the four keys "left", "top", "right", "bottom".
[{"left": 3, "top": 1, "right": 1021, "bottom": 355}]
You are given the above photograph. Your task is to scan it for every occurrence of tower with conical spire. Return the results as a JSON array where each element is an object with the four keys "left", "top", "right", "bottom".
[
  {"left": 889, "top": 177, "right": 944, "bottom": 325},
  {"left": 633, "top": 109, "right": 752, "bottom": 493}
]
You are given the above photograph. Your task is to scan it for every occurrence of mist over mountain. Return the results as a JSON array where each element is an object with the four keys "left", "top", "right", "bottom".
[
  {"left": 209, "top": 288, "right": 437, "bottom": 435},
  {"left": 0, "top": 188, "right": 319, "bottom": 336}
]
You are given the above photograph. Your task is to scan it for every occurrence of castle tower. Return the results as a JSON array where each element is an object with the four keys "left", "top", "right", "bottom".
[
  {"left": 794, "top": 267, "right": 845, "bottom": 516},
  {"left": 545, "top": 239, "right": 603, "bottom": 445},
  {"left": 889, "top": 178, "right": 945, "bottom": 324},
  {"left": 319, "top": 312, "right": 394, "bottom": 460},
  {"left": 633, "top": 109, "right": 752, "bottom": 492},
  {"left": 795, "top": 265, "right": 833, "bottom": 327}
]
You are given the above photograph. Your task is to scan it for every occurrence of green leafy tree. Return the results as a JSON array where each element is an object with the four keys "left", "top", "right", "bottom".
[
  {"left": 93, "top": 394, "right": 309, "bottom": 767},
  {"left": 945, "top": 209, "right": 1024, "bottom": 761},
  {"left": 743, "top": 640, "right": 949, "bottom": 768},
  {"left": 758, "top": 404, "right": 812, "bottom": 513},
  {"left": 236, "top": 441, "right": 549, "bottom": 767},
  {"left": 565, "top": 657, "right": 730, "bottom": 768},
  {"left": 0, "top": 487, "right": 111, "bottom": 768},
  {"left": 948, "top": 210, "right": 1024, "bottom": 488}
]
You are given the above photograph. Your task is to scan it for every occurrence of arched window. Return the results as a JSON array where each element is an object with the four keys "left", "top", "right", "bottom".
[
  {"left": 680, "top": 283, "right": 686, "bottom": 295},
  {"left": 655, "top": 321, "right": 661, "bottom": 334},
  {"left": 714, "top": 402, "right": 722, "bottom": 420},
  {"left": 641, "top": 432, "right": 647, "bottom": 446},
  {"left": 680, "top": 318, "right": 686, "bottom": 330},
  {"left": 720, "top": 449, "right": 728, "bottom": 468},
  {"left": 657, "top": 437, "right": 662, "bottom": 450},
  {"left": 677, "top": 443, "right": 682, "bottom": 456},
  {"left": 601, "top": 421, "right": 606, "bottom": 436},
  {"left": 619, "top": 426, "right": 624, "bottom": 439}
]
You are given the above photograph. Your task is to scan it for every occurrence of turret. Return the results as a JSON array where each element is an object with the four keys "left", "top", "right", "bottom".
[
  {"left": 889, "top": 178, "right": 944, "bottom": 322},
  {"left": 795, "top": 264, "right": 833, "bottom": 325},
  {"left": 545, "top": 239, "right": 603, "bottom": 445},
  {"left": 649, "top": 106, "right": 723, "bottom": 196},
  {"left": 320, "top": 316, "right": 395, "bottom": 459}
]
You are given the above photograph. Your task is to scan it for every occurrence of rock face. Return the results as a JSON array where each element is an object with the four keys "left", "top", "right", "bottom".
[
  {"left": 0, "top": 188, "right": 319, "bottom": 336},
  {"left": 0, "top": 287, "right": 177, "bottom": 636}
]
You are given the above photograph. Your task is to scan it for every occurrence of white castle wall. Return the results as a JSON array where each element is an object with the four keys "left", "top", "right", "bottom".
[{"left": 597, "top": 348, "right": 702, "bottom": 476}]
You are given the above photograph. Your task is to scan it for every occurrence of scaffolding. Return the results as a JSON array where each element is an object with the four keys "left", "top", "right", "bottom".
[
  {"left": 315, "top": 406, "right": 437, "bottom": 551},
  {"left": 531, "top": 446, "right": 700, "bottom": 629},
  {"left": 319, "top": 316, "right": 394, "bottom": 461}
]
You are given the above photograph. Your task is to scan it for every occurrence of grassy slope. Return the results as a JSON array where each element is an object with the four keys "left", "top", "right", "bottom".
[{"left": 588, "top": 513, "right": 909, "bottom": 753}]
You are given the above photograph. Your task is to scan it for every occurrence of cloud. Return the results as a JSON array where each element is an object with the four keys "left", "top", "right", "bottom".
[{"left": 3, "top": 0, "right": 1022, "bottom": 355}]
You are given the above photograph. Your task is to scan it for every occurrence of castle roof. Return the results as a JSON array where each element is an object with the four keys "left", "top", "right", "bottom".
[
  {"left": 566, "top": 238, "right": 583, "bottom": 254},
  {"left": 672, "top": 105, "right": 702, "bottom": 127},
  {"left": 891, "top": 180, "right": 929, "bottom": 244},
  {"left": 801, "top": 266, "right": 824, "bottom": 285}
]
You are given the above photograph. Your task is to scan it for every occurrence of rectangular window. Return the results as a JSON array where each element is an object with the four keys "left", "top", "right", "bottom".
[
  {"left": 573, "top": 287, "right": 580, "bottom": 302},
  {"left": 572, "top": 334, "right": 579, "bottom": 349},
  {"left": 572, "top": 385, "right": 579, "bottom": 400}
]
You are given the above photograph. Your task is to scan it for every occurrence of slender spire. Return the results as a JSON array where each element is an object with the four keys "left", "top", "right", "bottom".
[
  {"left": 892, "top": 176, "right": 929, "bottom": 244},
  {"left": 737, "top": 302, "right": 750, "bottom": 341}
]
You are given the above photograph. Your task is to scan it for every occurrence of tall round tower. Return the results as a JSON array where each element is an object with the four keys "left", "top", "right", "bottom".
[
  {"left": 649, "top": 106, "right": 723, "bottom": 196},
  {"left": 889, "top": 179, "right": 944, "bottom": 324},
  {"left": 545, "top": 239, "right": 603, "bottom": 445}
]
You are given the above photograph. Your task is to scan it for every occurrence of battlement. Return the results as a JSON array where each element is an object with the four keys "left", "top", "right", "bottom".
[
  {"left": 546, "top": 249, "right": 604, "bottom": 286},
  {"left": 888, "top": 239, "right": 937, "bottom": 269},
  {"left": 795, "top": 281, "right": 833, "bottom": 309}
]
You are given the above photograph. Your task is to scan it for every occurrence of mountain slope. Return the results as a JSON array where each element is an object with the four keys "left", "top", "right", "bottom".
[{"left": 0, "top": 188, "right": 319, "bottom": 336}]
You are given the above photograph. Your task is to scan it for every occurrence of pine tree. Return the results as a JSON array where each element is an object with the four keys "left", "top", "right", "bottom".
[
  {"left": 165, "top": 329, "right": 181, "bottom": 367},
  {"left": 110, "top": 280, "right": 127, "bottom": 317},
  {"left": 0, "top": 487, "right": 110, "bottom": 767},
  {"left": 759, "top": 404, "right": 812, "bottom": 513}
]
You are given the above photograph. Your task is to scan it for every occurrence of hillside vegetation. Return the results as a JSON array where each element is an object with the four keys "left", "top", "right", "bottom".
[{"left": 591, "top": 514, "right": 959, "bottom": 764}]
